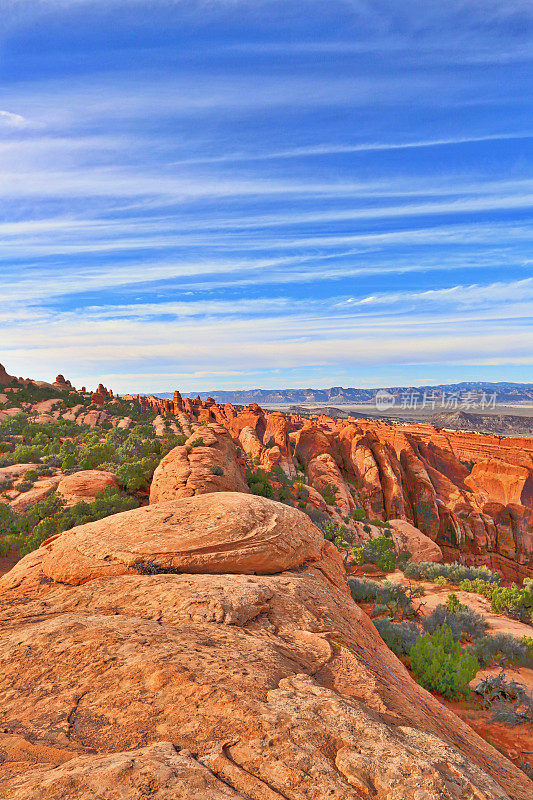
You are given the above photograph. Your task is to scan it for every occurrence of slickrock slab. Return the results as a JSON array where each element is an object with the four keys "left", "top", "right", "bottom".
[
  {"left": 38, "top": 492, "right": 324, "bottom": 584},
  {"left": 0, "top": 493, "right": 531, "bottom": 799}
]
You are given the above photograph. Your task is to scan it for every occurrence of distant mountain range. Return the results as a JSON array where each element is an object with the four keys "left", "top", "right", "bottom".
[{"left": 155, "top": 381, "right": 533, "bottom": 405}]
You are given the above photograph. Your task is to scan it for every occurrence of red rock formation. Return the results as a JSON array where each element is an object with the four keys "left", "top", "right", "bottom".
[
  {"left": 465, "top": 459, "right": 533, "bottom": 507},
  {"left": 0, "top": 363, "right": 15, "bottom": 387},
  {"left": 225, "top": 403, "right": 267, "bottom": 442},
  {"left": 57, "top": 470, "right": 119, "bottom": 505},
  {"left": 263, "top": 412, "right": 295, "bottom": 476},
  {"left": 149, "top": 424, "right": 249, "bottom": 503},
  {"left": 52, "top": 374, "right": 76, "bottom": 392},
  {"left": 0, "top": 493, "right": 530, "bottom": 798}
]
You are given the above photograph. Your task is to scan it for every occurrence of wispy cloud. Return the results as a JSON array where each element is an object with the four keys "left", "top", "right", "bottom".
[
  {"left": 0, "top": 109, "right": 25, "bottom": 126},
  {"left": 1, "top": 0, "right": 531, "bottom": 390}
]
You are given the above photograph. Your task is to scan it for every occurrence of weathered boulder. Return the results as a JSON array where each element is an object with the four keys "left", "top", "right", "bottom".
[
  {"left": 77, "top": 410, "right": 108, "bottom": 427},
  {"left": 10, "top": 477, "right": 62, "bottom": 512},
  {"left": 388, "top": 518, "right": 443, "bottom": 562},
  {"left": 57, "top": 470, "right": 118, "bottom": 505},
  {"left": 38, "top": 492, "right": 325, "bottom": 585},
  {"left": 149, "top": 424, "right": 248, "bottom": 503}
]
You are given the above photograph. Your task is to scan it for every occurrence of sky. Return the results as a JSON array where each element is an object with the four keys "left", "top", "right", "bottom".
[{"left": 0, "top": 0, "right": 532, "bottom": 394}]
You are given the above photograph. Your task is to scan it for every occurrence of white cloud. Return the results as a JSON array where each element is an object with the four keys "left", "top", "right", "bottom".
[{"left": 0, "top": 110, "right": 25, "bottom": 127}]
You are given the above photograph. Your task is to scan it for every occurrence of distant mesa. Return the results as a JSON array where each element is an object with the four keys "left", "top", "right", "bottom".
[{"left": 154, "top": 381, "right": 533, "bottom": 406}]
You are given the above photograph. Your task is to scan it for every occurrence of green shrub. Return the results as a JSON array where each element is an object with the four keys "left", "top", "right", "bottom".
[
  {"left": 61, "top": 454, "right": 78, "bottom": 472},
  {"left": 349, "top": 577, "right": 423, "bottom": 619},
  {"left": 422, "top": 604, "right": 487, "bottom": 642},
  {"left": 22, "top": 516, "right": 59, "bottom": 553},
  {"left": 434, "top": 576, "right": 447, "bottom": 587},
  {"left": 410, "top": 624, "right": 479, "bottom": 699},
  {"left": 36, "top": 465, "right": 54, "bottom": 476},
  {"left": 491, "top": 583, "right": 522, "bottom": 613},
  {"left": 349, "top": 577, "right": 379, "bottom": 603},
  {"left": 458, "top": 577, "right": 496, "bottom": 599},
  {"left": 210, "top": 465, "right": 224, "bottom": 476},
  {"left": 116, "top": 461, "right": 147, "bottom": 491},
  {"left": 249, "top": 479, "right": 274, "bottom": 498},
  {"left": 489, "top": 581, "right": 532, "bottom": 622},
  {"left": 445, "top": 593, "right": 464, "bottom": 614},
  {"left": 16, "top": 481, "right": 33, "bottom": 493},
  {"left": 362, "top": 535, "right": 398, "bottom": 573},
  {"left": 373, "top": 618, "right": 420, "bottom": 656},
  {"left": 403, "top": 561, "right": 501, "bottom": 586},
  {"left": 368, "top": 518, "right": 391, "bottom": 529},
  {"left": 352, "top": 508, "right": 365, "bottom": 522},
  {"left": 246, "top": 468, "right": 274, "bottom": 499},
  {"left": 470, "top": 634, "right": 533, "bottom": 670},
  {"left": 0, "top": 533, "right": 23, "bottom": 556},
  {"left": 23, "top": 469, "right": 39, "bottom": 483},
  {"left": 521, "top": 635, "right": 533, "bottom": 658},
  {"left": 322, "top": 521, "right": 349, "bottom": 543},
  {"left": 12, "top": 444, "right": 43, "bottom": 463},
  {"left": 320, "top": 483, "right": 337, "bottom": 506},
  {"left": 189, "top": 437, "right": 205, "bottom": 448}
]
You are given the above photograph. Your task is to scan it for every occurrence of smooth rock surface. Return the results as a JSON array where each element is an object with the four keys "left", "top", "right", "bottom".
[
  {"left": 57, "top": 470, "right": 119, "bottom": 504},
  {"left": 38, "top": 492, "right": 325, "bottom": 584},
  {"left": 0, "top": 493, "right": 530, "bottom": 799}
]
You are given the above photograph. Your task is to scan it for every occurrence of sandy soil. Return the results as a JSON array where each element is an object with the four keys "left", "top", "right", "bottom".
[{"left": 443, "top": 695, "right": 533, "bottom": 777}]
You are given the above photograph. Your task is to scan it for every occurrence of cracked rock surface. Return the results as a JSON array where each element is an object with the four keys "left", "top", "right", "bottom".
[{"left": 0, "top": 492, "right": 531, "bottom": 799}]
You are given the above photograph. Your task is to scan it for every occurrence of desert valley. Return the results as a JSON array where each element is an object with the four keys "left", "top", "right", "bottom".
[{"left": 0, "top": 362, "right": 532, "bottom": 798}]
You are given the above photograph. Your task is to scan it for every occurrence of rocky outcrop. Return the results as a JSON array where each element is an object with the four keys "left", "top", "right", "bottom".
[
  {"left": 57, "top": 470, "right": 118, "bottom": 505},
  {"left": 465, "top": 458, "right": 533, "bottom": 507},
  {"left": 0, "top": 493, "right": 530, "bottom": 799},
  {"left": 388, "top": 518, "right": 443, "bottom": 562},
  {"left": 9, "top": 477, "right": 62, "bottom": 512},
  {"left": 149, "top": 424, "right": 249, "bottom": 503},
  {"left": 76, "top": 410, "right": 108, "bottom": 427},
  {"left": 28, "top": 493, "right": 326, "bottom": 584},
  {"left": 52, "top": 374, "right": 74, "bottom": 392},
  {"left": 263, "top": 412, "right": 295, "bottom": 476},
  {"left": 306, "top": 452, "right": 353, "bottom": 514},
  {"left": 0, "top": 364, "right": 15, "bottom": 387}
]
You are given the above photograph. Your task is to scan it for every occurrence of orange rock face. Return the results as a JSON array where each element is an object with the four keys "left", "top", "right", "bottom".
[
  {"left": 0, "top": 493, "right": 530, "bottom": 798},
  {"left": 57, "top": 470, "right": 119, "bottom": 505},
  {"left": 388, "top": 518, "right": 443, "bottom": 562},
  {"left": 38, "top": 492, "right": 326, "bottom": 585},
  {"left": 288, "top": 415, "right": 533, "bottom": 579},
  {"left": 149, "top": 424, "right": 249, "bottom": 503},
  {"left": 465, "top": 458, "right": 533, "bottom": 506}
]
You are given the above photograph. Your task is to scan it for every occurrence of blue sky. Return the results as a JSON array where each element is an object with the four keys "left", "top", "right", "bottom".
[{"left": 1, "top": 1, "right": 532, "bottom": 393}]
